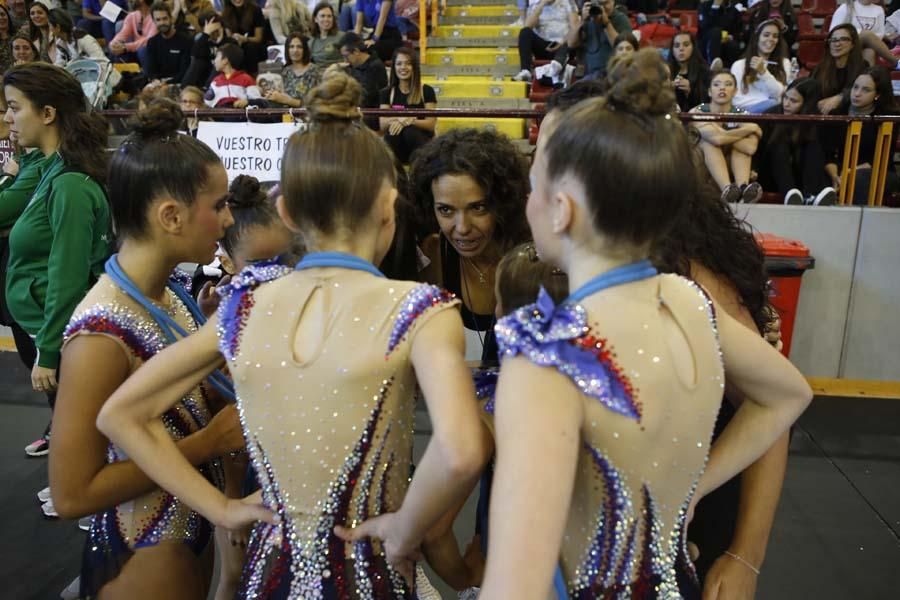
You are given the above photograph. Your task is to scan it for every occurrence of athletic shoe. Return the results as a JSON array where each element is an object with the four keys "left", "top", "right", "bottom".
[
  {"left": 784, "top": 188, "right": 804, "bottom": 205},
  {"left": 720, "top": 183, "right": 741, "bottom": 203},
  {"left": 25, "top": 435, "right": 49, "bottom": 457},
  {"left": 37, "top": 486, "right": 51, "bottom": 503},
  {"left": 512, "top": 69, "right": 532, "bottom": 82},
  {"left": 741, "top": 182, "right": 763, "bottom": 204},
  {"left": 41, "top": 499, "right": 59, "bottom": 519},
  {"left": 59, "top": 576, "right": 80, "bottom": 600},
  {"left": 710, "top": 57, "right": 724, "bottom": 71},
  {"left": 78, "top": 516, "right": 92, "bottom": 532},
  {"left": 814, "top": 186, "right": 837, "bottom": 206},
  {"left": 458, "top": 589, "right": 480, "bottom": 600}
]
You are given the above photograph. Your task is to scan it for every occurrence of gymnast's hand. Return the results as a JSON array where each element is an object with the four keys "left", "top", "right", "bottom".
[
  {"left": 218, "top": 490, "right": 278, "bottom": 531},
  {"left": 334, "top": 513, "right": 421, "bottom": 587}
]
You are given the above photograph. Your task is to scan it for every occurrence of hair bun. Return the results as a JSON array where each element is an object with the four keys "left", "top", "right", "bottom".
[
  {"left": 228, "top": 174, "right": 267, "bottom": 209},
  {"left": 130, "top": 98, "right": 184, "bottom": 139},
  {"left": 605, "top": 49, "right": 676, "bottom": 118},
  {"left": 304, "top": 72, "right": 363, "bottom": 124}
]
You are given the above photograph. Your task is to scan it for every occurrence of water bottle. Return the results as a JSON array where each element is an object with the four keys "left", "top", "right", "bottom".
[{"left": 790, "top": 57, "right": 800, "bottom": 81}]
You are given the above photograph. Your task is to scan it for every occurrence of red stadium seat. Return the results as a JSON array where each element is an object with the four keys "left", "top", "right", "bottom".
[
  {"left": 798, "top": 40, "right": 826, "bottom": 70},
  {"left": 798, "top": 11, "right": 827, "bottom": 41},
  {"left": 801, "top": 0, "right": 836, "bottom": 18}
]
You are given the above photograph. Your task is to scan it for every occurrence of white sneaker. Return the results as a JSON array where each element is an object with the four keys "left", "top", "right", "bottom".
[
  {"left": 509, "top": 17, "right": 525, "bottom": 27},
  {"left": 59, "top": 576, "right": 80, "bottom": 600},
  {"left": 41, "top": 499, "right": 59, "bottom": 518},
  {"left": 37, "top": 485, "right": 51, "bottom": 503},
  {"left": 512, "top": 69, "right": 532, "bottom": 82},
  {"left": 814, "top": 186, "right": 837, "bottom": 205},
  {"left": 78, "top": 516, "right": 92, "bottom": 531},
  {"left": 784, "top": 188, "right": 804, "bottom": 205},
  {"left": 710, "top": 57, "right": 724, "bottom": 71},
  {"left": 547, "top": 59, "right": 562, "bottom": 78}
]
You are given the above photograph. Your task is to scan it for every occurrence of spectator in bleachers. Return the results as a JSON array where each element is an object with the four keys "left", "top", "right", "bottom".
[
  {"left": 221, "top": 0, "right": 266, "bottom": 74},
  {"left": 731, "top": 19, "right": 792, "bottom": 113},
  {"left": 78, "top": 0, "right": 127, "bottom": 43},
  {"left": 824, "top": 66, "right": 899, "bottom": 204},
  {"left": 757, "top": 77, "right": 837, "bottom": 205},
  {"left": 830, "top": 0, "right": 900, "bottom": 70},
  {"left": 692, "top": 70, "right": 763, "bottom": 203},
  {"left": 264, "top": 32, "right": 321, "bottom": 106},
  {"left": 565, "top": 0, "right": 632, "bottom": 80},
  {"left": 613, "top": 31, "right": 639, "bottom": 59},
  {"left": 379, "top": 46, "right": 435, "bottom": 164},
  {"left": 9, "top": 0, "right": 28, "bottom": 31},
  {"left": 310, "top": 2, "right": 341, "bottom": 65},
  {"left": 813, "top": 23, "right": 867, "bottom": 113},
  {"left": 668, "top": 31, "right": 711, "bottom": 112},
  {"left": 11, "top": 33, "right": 40, "bottom": 64},
  {"left": 205, "top": 41, "right": 261, "bottom": 106},
  {"left": 698, "top": 0, "right": 741, "bottom": 67},
  {"left": 746, "top": 0, "right": 797, "bottom": 52},
  {"left": 264, "top": 0, "right": 312, "bottom": 44},
  {"left": 172, "top": 0, "right": 214, "bottom": 32},
  {"left": 352, "top": 0, "right": 402, "bottom": 63},
  {"left": 333, "top": 31, "right": 386, "bottom": 127},
  {"left": 47, "top": 8, "right": 107, "bottom": 66},
  {"left": 109, "top": 0, "right": 158, "bottom": 69},
  {"left": 512, "top": 0, "right": 571, "bottom": 83},
  {"left": 179, "top": 84, "right": 205, "bottom": 134},
  {"left": 0, "top": 6, "right": 14, "bottom": 74},
  {"left": 181, "top": 12, "right": 226, "bottom": 87},
  {"left": 144, "top": 2, "right": 192, "bottom": 84},
  {"left": 20, "top": 0, "right": 52, "bottom": 62}
]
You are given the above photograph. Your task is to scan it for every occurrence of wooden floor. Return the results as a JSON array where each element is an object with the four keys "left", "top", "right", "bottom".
[{"left": 1, "top": 352, "right": 899, "bottom": 599}]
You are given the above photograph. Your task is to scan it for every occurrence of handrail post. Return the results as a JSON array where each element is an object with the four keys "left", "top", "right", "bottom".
[
  {"left": 838, "top": 120, "right": 863, "bottom": 205},
  {"left": 431, "top": 0, "right": 438, "bottom": 32},
  {"left": 867, "top": 122, "right": 894, "bottom": 207},
  {"left": 419, "top": 0, "right": 427, "bottom": 63}
]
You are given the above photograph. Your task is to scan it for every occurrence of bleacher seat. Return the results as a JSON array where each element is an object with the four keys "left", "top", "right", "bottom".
[
  {"left": 797, "top": 12, "right": 827, "bottom": 42},
  {"left": 798, "top": 40, "right": 825, "bottom": 70},
  {"left": 801, "top": 0, "right": 836, "bottom": 18}
]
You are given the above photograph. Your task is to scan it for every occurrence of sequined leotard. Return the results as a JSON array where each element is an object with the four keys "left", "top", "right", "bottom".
[
  {"left": 495, "top": 274, "right": 725, "bottom": 599},
  {"left": 63, "top": 272, "right": 224, "bottom": 598},
  {"left": 216, "top": 262, "right": 459, "bottom": 599}
]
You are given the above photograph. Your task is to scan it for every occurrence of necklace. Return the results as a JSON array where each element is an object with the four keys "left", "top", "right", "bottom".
[{"left": 465, "top": 257, "right": 487, "bottom": 284}]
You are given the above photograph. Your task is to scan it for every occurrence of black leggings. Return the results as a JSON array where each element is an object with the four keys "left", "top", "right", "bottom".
[
  {"left": 11, "top": 320, "right": 57, "bottom": 414},
  {"left": 517, "top": 27, "right": 567, "bottom": 70},
  {"left": 384, "top": 125, "right": 433, "bottom": 164},
  {"left": 762, "top": 139, "right": 831, "bottom": 197}
]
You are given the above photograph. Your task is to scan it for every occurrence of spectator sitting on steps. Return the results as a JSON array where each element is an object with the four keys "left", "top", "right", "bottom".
[{"left": 512, "top": 0, "right": 572, "bottom": 83}]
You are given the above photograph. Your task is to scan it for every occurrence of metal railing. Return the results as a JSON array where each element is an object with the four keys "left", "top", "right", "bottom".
[{"left": 99, "top": 107, "right": 900, "bottom": 207}]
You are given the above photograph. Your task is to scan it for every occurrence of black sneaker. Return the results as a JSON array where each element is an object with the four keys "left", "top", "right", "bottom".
[
  {"left": 814, "top": 187, "right": 837, "bottom": 206},
  {"left": 741, "top": 182, "right": 763, "bottom": 204},
  {"left": 784, "top": 188, "right": 804, "bottom": 205},
  {"left": 721, "top": 183, "right": 741, "bottom": 203}
]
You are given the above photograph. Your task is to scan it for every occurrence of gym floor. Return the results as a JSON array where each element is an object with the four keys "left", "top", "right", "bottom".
[{"left": 1, "top": 352, "right": 898, "bottom": 599}]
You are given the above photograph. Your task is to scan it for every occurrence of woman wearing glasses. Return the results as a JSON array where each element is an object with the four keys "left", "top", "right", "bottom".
[{"left": 813, "top": 24, "right": 867, "bottom": 114}]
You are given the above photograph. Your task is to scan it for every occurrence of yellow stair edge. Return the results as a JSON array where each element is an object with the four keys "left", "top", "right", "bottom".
[
  {"left": 443, "top": 6, "right": 518, "bottom": 16},
  {"left": 425, "top": 47, "right": 518, "bottom": 66},
  {"left": 432, "top": 25, "right": 520, "bottom": 38},
  {"left": 438, "top": 117, "right": 526, "bottom": 139},
  {"left": 424, "top": 78, "right": 527, "bottom": 99}
]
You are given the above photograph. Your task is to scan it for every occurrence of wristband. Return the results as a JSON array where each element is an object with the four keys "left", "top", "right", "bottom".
[{"left": 723, "top": 551, "right": 761, "bottom": 575}]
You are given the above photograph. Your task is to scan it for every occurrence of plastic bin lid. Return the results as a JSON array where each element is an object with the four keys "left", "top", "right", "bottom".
[{"left": 754, "top": 232, "right": 811, "bottom": 257}]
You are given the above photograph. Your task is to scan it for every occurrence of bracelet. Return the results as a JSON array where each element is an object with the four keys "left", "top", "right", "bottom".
[{"left": 723, "top": 551, "right": 761, "bottom": 575}]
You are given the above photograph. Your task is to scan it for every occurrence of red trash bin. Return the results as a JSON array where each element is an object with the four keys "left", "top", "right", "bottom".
[{"left": 754, "top": 233, "right": 815, "bottom": 357}]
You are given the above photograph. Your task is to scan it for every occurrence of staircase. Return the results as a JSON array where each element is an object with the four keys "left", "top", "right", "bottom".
[{"left": 422, "top": 0, "right": 529, "bottom": 140}]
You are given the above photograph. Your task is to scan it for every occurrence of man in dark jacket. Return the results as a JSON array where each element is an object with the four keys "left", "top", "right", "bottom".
[
  {"left": 181, "top": 12, "right": 226, "bottom": 87},
  {"left": 336, "top": 32, "right": 387, "bottom": 130},
  {"left": 144, "top": 1, "right": 192, "bottom": 83}
]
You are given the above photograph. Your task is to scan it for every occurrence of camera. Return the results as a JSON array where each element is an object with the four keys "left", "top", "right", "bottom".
[{"left": 589, "top": 0, "right": 603, "bottom": 16}]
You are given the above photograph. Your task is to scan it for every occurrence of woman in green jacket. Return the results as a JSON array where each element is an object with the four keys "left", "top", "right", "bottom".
[{"left": 3, "top": 63, "right": 111, "bottom": 457}]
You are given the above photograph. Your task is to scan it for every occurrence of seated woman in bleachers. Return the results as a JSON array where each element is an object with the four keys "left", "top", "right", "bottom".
[
  {"left": 668, "top": 31, "right": 711, "bottom": 112},
  {"left": 221, "top": 0, "right": 265, "bottom": 74},
  {"left": 0, "top": 6, "right": 15, "bottom": 74},
  {"left": 309, "top": 2, "right": 341, "bottom": 65},
  {"left": 379, "top": 47, "right": 435, "bottom": 164},
  {"left": 692, "top": 70, "right": 764, "bottom": 203},
  {"left": 823, "top": 66, "right": 900, "bottom": 205},
  {"left": 731, "top": 19, "right": 792, "bottom": 113},
  {"left": 830, "top": 0, "right": 900, "bottom": 71},
  {"left": 11, "top": 33, "right": 40, "bottom": 65},
  {"left": 813, "top": 23, "right": 867, "bottom": 114},
  {"left": 262, "top": 32, "right": 321, "bottom": 107},
  {"left": 613, "top": 31, "right": 639, "bottom": 60},
  {"left": 757, "top": 77, "right": 837, "bottom": 205},
  {"left": 18, "top": 0, "right": 51, "bottom": 61},
  {"left": 172, "top": 0, "right": 215, "bottom": 33},
  {"left": 47, "top": 9, "right": 105, "bottom": 67}
]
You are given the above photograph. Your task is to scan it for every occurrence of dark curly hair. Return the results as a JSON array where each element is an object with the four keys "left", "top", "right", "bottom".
[
  {"left": 653, "top": 184, "right": 770, "bottom": 333},
  {"left": 409, "top": 128, "right": 530, "bottom": 251}
]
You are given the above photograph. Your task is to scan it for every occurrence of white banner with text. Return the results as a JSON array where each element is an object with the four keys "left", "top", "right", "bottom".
[{"left": 197, "top": 121, "right": 305, "bottom": 184}]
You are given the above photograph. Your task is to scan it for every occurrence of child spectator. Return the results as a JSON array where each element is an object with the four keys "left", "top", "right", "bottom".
[
  {"left": 205, "top": 42, "right": 261, "bottom": 107},
  {"left": 692, "top": 69, "right": 764, "bottom": 203},
  {"left": 179, "top": 85, "right": 205, "bottom": 134}
]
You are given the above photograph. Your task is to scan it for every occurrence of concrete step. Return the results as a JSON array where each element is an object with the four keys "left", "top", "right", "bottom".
[
  {"left": 424, "top": 47, "right": 518, "bottom": 66},
  {"left": 436, "top": 97, "right": 532, "bottom": 108},
  {"left": 428, "top": 36, "right": 515, "bottom": 47},
  {"left": 438, "top": 116, "right": 526, "bottom": 139},
  {"left": 424, "top": 77, "right": 527, "bottom": 98},
  {"left": 443, "top": 5, "right": 518, "bottom": 16},
  {"left": 432, "top": 24, "right": 520, "bottom": 38},
  {"left": 423, "top": 64, "right": 519, "bottom": 77}
]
